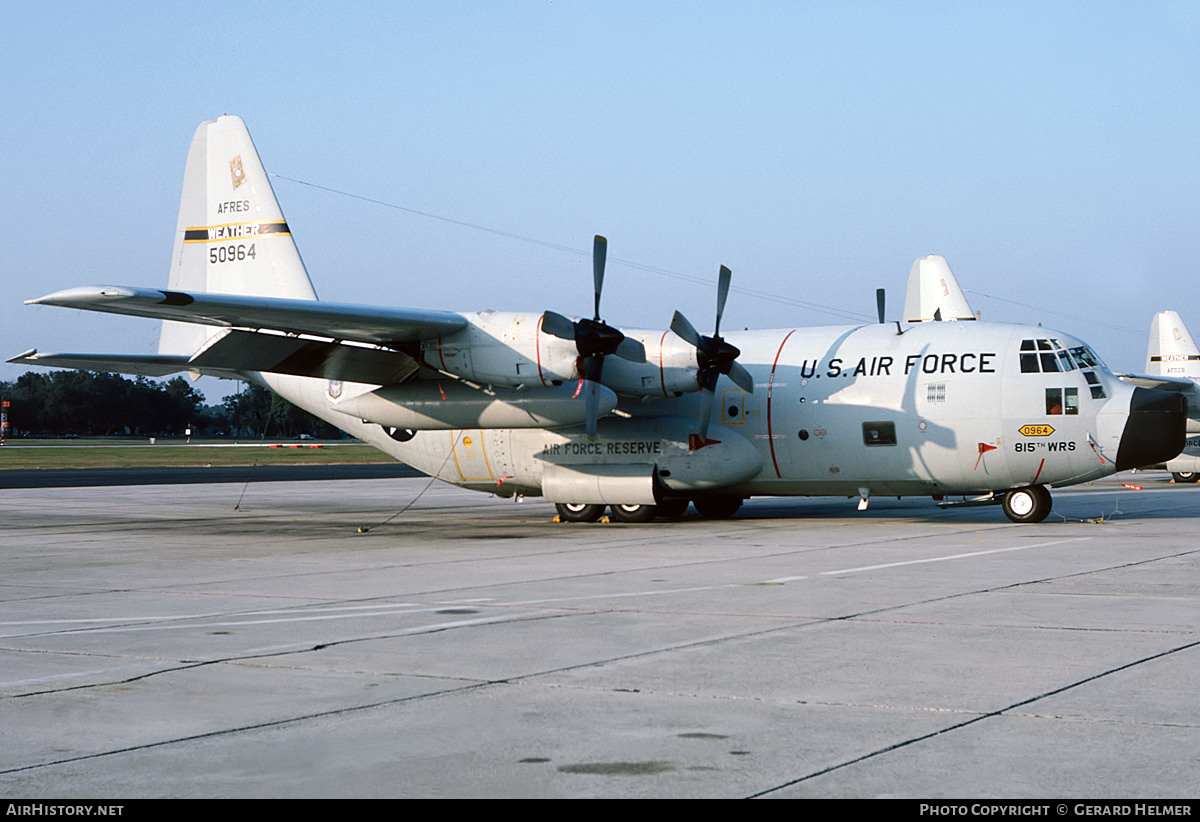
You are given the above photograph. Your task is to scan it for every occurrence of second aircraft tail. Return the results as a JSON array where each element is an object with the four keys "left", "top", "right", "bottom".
[{"left": 1146, "top": 310, "right": 1200, "bottom": 380}]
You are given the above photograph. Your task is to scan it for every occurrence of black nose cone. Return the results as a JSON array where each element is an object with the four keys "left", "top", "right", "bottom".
[{"left": 1116, "top": 387, "right": 1187, "bottom": 470}]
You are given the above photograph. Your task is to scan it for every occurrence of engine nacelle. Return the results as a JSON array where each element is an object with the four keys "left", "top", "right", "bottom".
[
  {"left": 600, "top": 330, "right": 701, "bottom": 398},
  {"left": 422, "top": 311, "right": 577, "bottom": 387},
  {"left": 422, "top": 311, "right": 702, "bottom": 398}
]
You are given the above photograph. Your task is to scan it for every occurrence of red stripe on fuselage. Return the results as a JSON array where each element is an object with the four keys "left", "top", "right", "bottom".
[{"left": 767, "top": 330, "right": 797, "bottom": 478}]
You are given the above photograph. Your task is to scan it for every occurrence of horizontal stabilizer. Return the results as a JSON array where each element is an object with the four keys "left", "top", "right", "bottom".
[
  {"left": 28, "top": 286, "right": 467, "bottom": 347},
  {"left": 189, "top": 330, "right": 420, "bottom": 385},
  {"left": 7, "top": 350, "right": 240, "bottom": 380}
]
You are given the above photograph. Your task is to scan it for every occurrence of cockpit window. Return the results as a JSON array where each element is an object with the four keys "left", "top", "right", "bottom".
[
  {"left": 1083, "top": 370, "right": 1106, "bottom": 399},
  {"left": 1045, "top": 387, "right": 1079, "bottom": 415},
  {"left": 1065, "top": 386, "right": 1079, "bottom": 414},
  {"left": 1021, "top": 338, "right": 1065, "bottom": 372},
  {"left": 1022, "top": 339, "right": 1105, "bottom": 374},
  {"left": 1020, "top": 339, "right": 1040, "bottom": 373},
  {"left": 1068, "top": 345, "right": 1104, "bottom": 369}
]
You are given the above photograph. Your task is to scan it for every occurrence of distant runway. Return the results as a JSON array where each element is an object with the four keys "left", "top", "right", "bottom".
[{"left": 1, "top": 471, "right": 1196, "bottom": 798}]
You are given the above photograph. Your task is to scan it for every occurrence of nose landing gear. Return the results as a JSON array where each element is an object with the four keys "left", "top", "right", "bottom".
[{"left": 1002, "top": 485, "right": 1052, "bottom": 523}]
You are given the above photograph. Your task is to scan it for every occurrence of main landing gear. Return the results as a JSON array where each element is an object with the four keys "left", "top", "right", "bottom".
[
  {"left": 608, "top": 503, "right": 658, "bottom": 523},
  {"left": 1171, "top": 471, "right": 1198, "bottom": 483},
  {"left": 553, "top": 503, "right": 606, "bottom": 523},
  {"left": 553, "top": 496, "right": 743, "bottom": 523}
]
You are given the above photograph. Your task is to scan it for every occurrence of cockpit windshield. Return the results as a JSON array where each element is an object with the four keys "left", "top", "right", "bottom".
[{"left": 1019, "top": 338, "right": 1106, "bottom": 373}]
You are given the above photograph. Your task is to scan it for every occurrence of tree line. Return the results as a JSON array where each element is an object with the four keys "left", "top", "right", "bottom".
[{"left": 0, "top": 371, "right": 343, "bottom": 439}]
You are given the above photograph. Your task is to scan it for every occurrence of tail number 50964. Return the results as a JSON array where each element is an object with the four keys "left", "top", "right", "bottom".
[{"left": 210, "top": 243, "right": 257, "bottom": 264}]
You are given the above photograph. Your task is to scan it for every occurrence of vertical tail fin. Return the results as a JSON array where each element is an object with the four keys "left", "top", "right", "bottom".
[
  {"left": 159, "top": 115, "right": 317, "bottom": 355},
  {"left": 1146, "top": 310, "right": 1200, "bottom": 379}
]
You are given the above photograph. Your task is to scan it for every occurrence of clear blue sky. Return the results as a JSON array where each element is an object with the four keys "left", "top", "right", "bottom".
[{"left": 3, "top": 1, "right": 1198, "bottom": 400}]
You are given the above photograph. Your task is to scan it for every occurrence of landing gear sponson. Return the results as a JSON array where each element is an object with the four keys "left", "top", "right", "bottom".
[{"left": 554, "top": 496, "right": 743, "bottom": 522}]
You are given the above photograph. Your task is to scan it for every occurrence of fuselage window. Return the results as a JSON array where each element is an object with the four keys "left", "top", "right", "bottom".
[{"left": 862, "top": 421, "right": 897, "bottom": 446}]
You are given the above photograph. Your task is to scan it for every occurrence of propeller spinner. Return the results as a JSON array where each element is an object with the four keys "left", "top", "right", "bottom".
[
  {"left": 541, "top": 235, "right": 645, "bottom": 437},
  {"left": 670, "top": 265, "right": 754, "bottom": 445}
]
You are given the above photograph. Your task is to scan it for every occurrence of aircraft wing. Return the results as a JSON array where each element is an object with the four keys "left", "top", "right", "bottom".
[{"left": 26, "top": 286, "right": 468, "bottom": 346}]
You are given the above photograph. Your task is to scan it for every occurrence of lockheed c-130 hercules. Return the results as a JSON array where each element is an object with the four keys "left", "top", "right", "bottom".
[{"left": 11, "top": 116, "right": 1186, "bottom": 523}]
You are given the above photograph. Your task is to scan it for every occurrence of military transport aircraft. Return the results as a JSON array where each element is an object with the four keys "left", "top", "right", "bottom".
[
  {"left": 10, "top": 116, "right": 1187, "bottom": 523},
  {"left": 1121, "top": 310, "right": 1200, "bottom": 483}
]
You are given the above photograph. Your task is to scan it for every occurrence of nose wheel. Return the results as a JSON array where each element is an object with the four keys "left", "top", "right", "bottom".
[{"left": 1002, "top": 485, "right": 1052, "bottom": 523}]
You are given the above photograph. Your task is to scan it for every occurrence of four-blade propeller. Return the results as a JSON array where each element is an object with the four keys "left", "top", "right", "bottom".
[
  {"left": 669, "top": 265, "right": 754, "bottom": 442},
  {"left": 541, "top": 236, "right": 645, "bottom": 437},
  {"left": 543, "top": 236, "right": 752, "bottom": 443}
]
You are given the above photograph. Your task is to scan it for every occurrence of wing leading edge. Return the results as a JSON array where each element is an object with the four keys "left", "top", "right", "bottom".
[{"left": 27, "top": 286, "right": 467, "bottom": 346}]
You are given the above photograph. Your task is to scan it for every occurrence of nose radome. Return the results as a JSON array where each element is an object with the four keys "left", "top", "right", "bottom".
[{"left": 1115, "top": 387, "right": 1187, "bottom": 470}]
